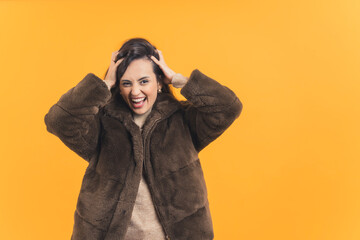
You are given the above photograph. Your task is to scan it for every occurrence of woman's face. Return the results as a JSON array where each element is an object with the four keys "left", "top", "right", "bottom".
[{"left": 119, "top": 58, "right": 161, "bottom": 115}]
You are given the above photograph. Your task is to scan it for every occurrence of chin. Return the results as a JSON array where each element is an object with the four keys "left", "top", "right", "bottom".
[{"left": 131, "top": 106, "right": 150, "bottom": 115}]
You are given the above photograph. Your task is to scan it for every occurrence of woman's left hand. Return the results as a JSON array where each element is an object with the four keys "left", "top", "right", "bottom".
[{"left": 149, "top": 50, "right": 176, "bottom": 85}]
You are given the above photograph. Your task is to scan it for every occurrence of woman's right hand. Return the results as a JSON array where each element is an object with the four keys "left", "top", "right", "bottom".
[{"left": 104, "top": 50, "right": 123, "bottom": 89}]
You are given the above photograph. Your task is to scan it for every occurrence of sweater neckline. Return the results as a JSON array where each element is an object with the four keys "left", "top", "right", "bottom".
[{"left": 132, "top": 106, "right": 153, "bottom": 129}]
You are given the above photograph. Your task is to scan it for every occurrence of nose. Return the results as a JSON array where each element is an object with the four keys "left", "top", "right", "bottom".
[{"left": 130, "top": 84, "right": 141, "bottom": 96}]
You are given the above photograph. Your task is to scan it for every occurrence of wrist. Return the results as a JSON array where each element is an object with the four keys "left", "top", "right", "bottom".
[
  {"left": 171, "top": 73, "right": 188, "bottom": 88},
  {"left": 103, "top": 80, "right": 113, "bottom": 90}
]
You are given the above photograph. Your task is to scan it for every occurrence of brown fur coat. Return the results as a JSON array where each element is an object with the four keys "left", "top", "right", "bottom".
[{"left": 44, "top": 69, "right": 243, "bottom": 240}]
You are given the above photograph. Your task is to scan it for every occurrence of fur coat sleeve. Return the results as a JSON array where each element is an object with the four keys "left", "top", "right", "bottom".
[
  {"left": 180, "top": 69, "right": 243, "bottom": 152},
  {"left": 44, "top": 73, "right": 112, "bottom": 162}
]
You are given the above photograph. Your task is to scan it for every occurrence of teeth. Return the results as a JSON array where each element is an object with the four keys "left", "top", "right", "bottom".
[{"left": 132, "top": 97, "right": 145, "bottom": 103}]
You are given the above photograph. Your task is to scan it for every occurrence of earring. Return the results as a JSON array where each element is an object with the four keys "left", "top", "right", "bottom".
[{"left": 158, "top": 88, "right": 162, "bottom": 93}]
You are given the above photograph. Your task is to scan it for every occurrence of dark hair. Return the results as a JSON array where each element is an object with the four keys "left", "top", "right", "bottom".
[{"left": 103, "top": 37, "right": 174, "bottom": 99}]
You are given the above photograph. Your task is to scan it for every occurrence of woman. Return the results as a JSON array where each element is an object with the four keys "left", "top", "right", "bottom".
[{"left": 44, "top": 38, "right": 243, "bottom": 240}]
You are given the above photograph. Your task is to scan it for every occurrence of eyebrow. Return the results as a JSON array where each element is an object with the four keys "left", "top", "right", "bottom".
[{"left": 121, "top": 76, "right": 150, "bottom": 82}]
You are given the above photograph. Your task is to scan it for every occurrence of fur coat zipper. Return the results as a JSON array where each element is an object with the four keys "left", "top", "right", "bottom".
[{"left": 44, "top": 69, "right": 243, "bottom": 240}]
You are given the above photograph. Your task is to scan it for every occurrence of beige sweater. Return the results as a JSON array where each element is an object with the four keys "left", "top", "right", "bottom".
[
  {"left": 123, "top": 106, "right": 167, "bottom": 240},
  {"left": 123, "top": 74, "right": 188, "bottom": 240}
]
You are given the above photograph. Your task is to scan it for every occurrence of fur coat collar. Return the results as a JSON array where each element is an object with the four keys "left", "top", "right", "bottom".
[{"left": 103, "top": 91, "right": 182, "bottom": 135}]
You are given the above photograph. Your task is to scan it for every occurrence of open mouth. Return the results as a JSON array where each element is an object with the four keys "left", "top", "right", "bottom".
[{"left": 131, "top": 97, "right": 146, "bottom": 108}]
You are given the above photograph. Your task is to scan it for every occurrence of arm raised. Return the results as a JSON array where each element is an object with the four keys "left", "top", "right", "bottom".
[
  {"left": 44, "top": 73, "right": 112, "bottom": 162},
  {"left": 180, "top": 69, "right": 243, "bottom": 152}
]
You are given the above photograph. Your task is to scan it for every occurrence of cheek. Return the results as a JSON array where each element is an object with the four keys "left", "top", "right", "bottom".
[
  {"left": 119, "top": 87, "right": 128, "bottom": 96},
  {"left": 120, "top": 90, "right": 130, "bottom": 103},
  {"left": 148, "top": 89, "right": 158, "bottom": 101}
]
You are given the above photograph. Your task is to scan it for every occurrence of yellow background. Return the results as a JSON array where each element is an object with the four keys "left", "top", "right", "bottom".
[{"left": 1, "top": 0, "right": 360, "bottom": 239}]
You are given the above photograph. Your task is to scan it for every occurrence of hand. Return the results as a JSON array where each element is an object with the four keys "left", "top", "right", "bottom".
[
  {"left": 104, "top": 50, "right": 124, "bottom": 89},
  {"left": 149, "top": 50, "right": 176, "bottom": 85}
]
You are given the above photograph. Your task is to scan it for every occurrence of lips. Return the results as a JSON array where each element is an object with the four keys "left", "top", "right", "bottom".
[{"left": 131, "top": 97, "right": 146, "bottom": 108}]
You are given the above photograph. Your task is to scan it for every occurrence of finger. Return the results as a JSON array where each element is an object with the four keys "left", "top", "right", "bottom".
[
  {"left": 113, "top": 58, "right": 123, "bottom": 67},
  {"left": 157, "top": 51, "right": 163, "bottom": 61},
  {"left": 150, "top": 55, "right": 159, "bottom": 64},
  {"left": 111, "top": 50, "right": 120, "bottom": 60},
  {"left": 116, "top": 58, "right": 123, "bottom": 65},
  {"left": 150, "top": 56, "right": 165, "bottom": 71},
  {"left": 109, "top": 58, "right": 122, "bottom": 69}
]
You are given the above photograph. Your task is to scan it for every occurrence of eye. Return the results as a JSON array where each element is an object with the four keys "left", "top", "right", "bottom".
[
  {"left": 121, "top": 81, "right": 131, "bottom": 87},
  {"left": 140, "top": 79, "right": 149, "bottom": 84}
]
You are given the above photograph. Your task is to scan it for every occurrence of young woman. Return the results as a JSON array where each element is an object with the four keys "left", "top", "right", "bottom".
[{"left": 44, "top": 38, "right": 243, "bottom": 240}]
